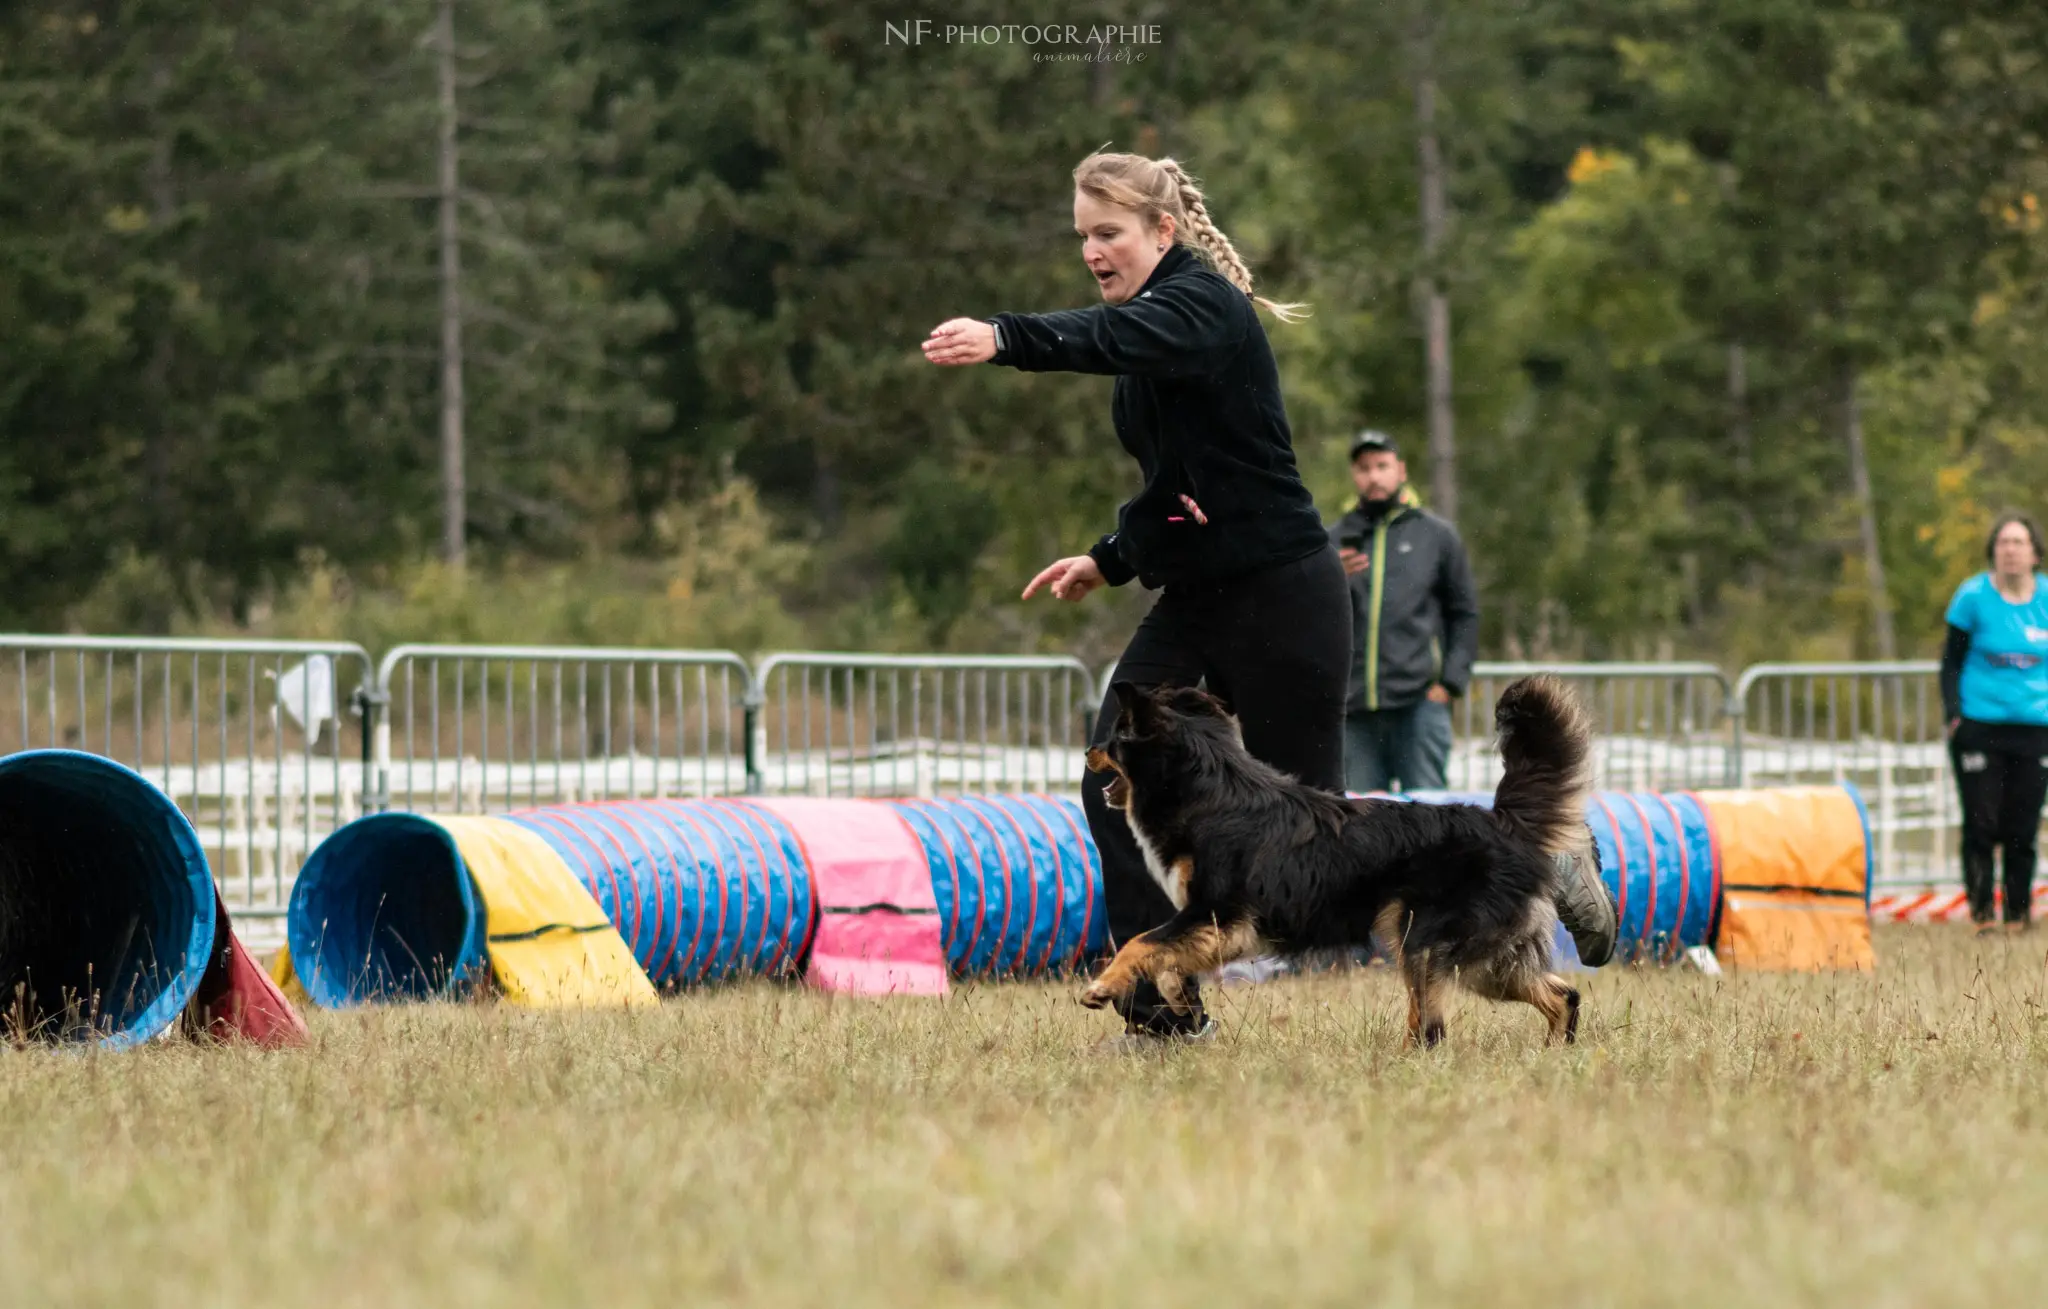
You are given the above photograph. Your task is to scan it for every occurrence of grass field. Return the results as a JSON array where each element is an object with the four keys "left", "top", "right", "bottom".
[{"left": 3, "top": 925, "right": 2045, "bottom": 1307}]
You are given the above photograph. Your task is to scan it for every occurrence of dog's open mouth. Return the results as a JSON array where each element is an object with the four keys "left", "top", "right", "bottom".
[{"left": 1085, "top": 747, "right": 1131, "bottom": 810}]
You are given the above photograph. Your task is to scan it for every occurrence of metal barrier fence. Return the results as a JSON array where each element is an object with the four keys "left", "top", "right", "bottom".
[
  {"left": 373, "top": 644, "right": 754, "bottom": 813},
  {"left": 0, "top": 638, "right": 2005, "bottom": 905},
  {"left": 1450, "top": 662, "right": 1734, "bottom": 792},
  {"left": 1734, "top": 662, "right": 1950, "bottom": 891},
  {"left": 751, "top": 653, "right": 1098, "bottom": 796},
  {"left": 0, "top": 636, "right": 375, "bottom": 922}
]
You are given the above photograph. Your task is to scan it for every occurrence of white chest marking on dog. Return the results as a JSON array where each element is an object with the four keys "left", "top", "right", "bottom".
[{"left": 1123, "top": 807, "right": 1186, "bottom": 910}]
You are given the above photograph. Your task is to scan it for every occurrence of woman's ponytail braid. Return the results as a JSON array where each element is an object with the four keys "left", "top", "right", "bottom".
[{"left": 1157, "top": 158, "right": 1309, "bottom": 323}]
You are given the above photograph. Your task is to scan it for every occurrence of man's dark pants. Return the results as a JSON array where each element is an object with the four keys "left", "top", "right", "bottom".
[{"left": 1343, "top": 699, "right": 1453, "bottom": 794}]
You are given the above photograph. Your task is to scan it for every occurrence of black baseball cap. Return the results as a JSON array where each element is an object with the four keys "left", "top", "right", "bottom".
[{"left": 1349, "top": 429, "right": 1400, "bottom": 461}]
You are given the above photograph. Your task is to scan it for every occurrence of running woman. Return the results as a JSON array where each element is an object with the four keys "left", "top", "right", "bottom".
[{"left": 922, "top": 151, "right": 1349, "bottom": 1044}]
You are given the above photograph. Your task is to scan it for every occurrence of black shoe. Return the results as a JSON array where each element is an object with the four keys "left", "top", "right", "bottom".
[
  {"left": 1111, "top": 976, "right": 1211, "bottom": 1038},
  {"left": 1091, "top": 1016, "right": 1219, "bottom": 1055}
]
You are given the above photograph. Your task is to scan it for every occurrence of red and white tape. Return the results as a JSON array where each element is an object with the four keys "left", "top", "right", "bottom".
[{"left": 1870, "top": 885, "right": 2048, "bottom": 923}]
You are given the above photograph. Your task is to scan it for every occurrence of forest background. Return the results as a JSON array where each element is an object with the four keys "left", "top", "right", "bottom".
[{"left": 8, "top": 0, "right": 2047, "bottom": 671}]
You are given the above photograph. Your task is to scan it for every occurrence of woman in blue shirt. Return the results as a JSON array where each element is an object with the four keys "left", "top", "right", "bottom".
[{"left": 1942, "top": 513, "right": 2048, "bottom": 934}]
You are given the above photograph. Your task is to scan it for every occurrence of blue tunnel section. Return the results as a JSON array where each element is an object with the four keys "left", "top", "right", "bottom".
[
  {"left": 287, "top": 814, "right": 487, "bottom": 1008},
  {"left": 1587, "top": 792, "right": 1718, "bottom": 959},
  {"left": 887, "top": 795, "right": 1105, "bottom": 976},
  {"left": 0, "top": 750, "right": 217, "bottom": 1047},
  {"left": 502, "top": 799, "right": 813, "bottom": 987}
]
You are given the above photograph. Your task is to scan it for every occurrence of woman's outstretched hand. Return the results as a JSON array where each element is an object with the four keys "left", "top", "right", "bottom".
[
  {"left": 922, "top": 318, "right": 997, "bottom": 366},
  {"left": 1022, "top": 555, "right": 1105, "bottom": 603}
]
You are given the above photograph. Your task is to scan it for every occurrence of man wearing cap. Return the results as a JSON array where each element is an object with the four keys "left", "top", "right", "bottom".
[{"left": 1329, "top": 430, "right": 1479, "bottom": 795}]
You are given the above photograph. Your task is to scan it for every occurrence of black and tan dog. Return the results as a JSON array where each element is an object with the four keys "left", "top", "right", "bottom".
[{"left": 1082, "top": 675, "right": 1594, "bottom": 1047}]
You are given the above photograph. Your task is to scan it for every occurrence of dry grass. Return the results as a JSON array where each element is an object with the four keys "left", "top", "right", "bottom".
[{"left": 2, "top": 926, "right": 2046, "bottom": 1307}]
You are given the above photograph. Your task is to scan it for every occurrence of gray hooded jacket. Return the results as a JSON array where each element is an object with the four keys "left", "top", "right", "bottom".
[{"left": 1327, "top": 497, "right": 1480, "bottom": 713}]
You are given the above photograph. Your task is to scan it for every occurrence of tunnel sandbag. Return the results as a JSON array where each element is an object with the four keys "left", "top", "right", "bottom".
[
  {"left": 1374, "top": 789, "right": 1718, "bottom": 963},
  {"left": 184, "top": 896, "right": 308, "bottom": 1047},
  {"left": 289, "top": 813, "right": 657, "bottom": 1007},
  {"left": 0, "top": 749, "right": 217, "bottom": 1047},
  {"left": 290, "top": 813, "right": 487, "bottom": 1007},
  {"left": 501, "top": 799, "right": 813, "bottom": 987},
  {"left": 1692, "top": 785, "right": 1873, "bottom": 972},
  {"left": 744, "top": 798, "right": 947, "bottom": 996},
  {"left": 888, "top": 795, "right": 1104, "bottom": 976}
]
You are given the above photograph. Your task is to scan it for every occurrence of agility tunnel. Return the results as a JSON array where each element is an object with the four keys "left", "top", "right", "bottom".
[
  {"left": 287, "top": 783, "right": 1871, "bottom": 1005},
  {"left": 288, "top": 795, "right": 1107, "bottom": 1005},
  {"left": 0, "top": 749, "right": 304, "bottom": 1047}
]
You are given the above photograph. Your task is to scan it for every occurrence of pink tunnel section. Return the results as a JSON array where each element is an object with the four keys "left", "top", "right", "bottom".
[{"left": 745, "top": 799, "right": 948, "bottom": 997}]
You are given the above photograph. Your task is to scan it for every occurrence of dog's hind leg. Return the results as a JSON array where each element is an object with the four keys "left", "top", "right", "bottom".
[
  {"left": 1556, "top": 976, "right": 1581, "bottom": 1044},
  {"left": 1492, "top": 968, "right": 1580, "bottom": 1045},
  {"left": 1465, "top": 948, "right": 1581, "bottom": 1047}
]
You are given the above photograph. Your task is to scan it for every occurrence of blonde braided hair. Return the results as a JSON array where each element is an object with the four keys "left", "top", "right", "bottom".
[{"left": 1072, "top": 150, "right": 1310, "bottom": 323}]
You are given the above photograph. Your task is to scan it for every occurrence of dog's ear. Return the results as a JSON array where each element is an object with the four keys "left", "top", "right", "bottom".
[
  {"left": 1108, "top": 680, "right": 1155, "bottom": 730},
  {"left": 1161, "top": 685, "right": 1229, "bottom": 720}
]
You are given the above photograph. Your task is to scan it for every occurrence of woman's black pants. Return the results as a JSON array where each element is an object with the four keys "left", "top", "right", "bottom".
[
  {"left": 1950, "top": 720, "right": 2048, "bottom": 925},
  {"left": 1082, "top": 546, "right": 1352, "bottom": 1034}
]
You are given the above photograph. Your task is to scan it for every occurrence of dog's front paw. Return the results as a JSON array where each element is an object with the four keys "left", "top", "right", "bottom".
[{"left": 1079, "top": 980, "right": 1118, "bottom": 1009}]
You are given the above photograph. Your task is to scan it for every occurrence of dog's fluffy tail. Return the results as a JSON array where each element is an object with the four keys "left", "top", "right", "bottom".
[{"left": 1490, "top": 675, "right": 1594, "bottom": 857}]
